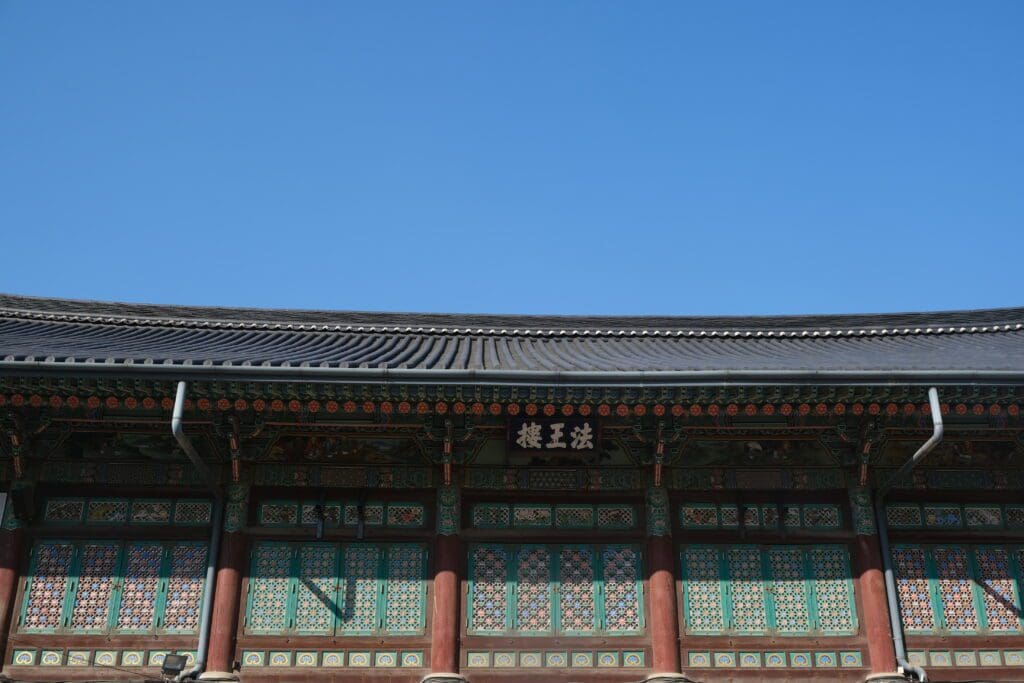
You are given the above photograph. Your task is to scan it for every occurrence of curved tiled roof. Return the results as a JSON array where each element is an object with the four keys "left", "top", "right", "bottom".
[{"left": 0, "top": 294, "right": 1022, "bottom": 384}]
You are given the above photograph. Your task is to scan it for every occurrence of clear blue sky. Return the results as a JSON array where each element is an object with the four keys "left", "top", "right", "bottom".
[{"left": 2, "top": 1, "right": 1021, "bottom": 316}]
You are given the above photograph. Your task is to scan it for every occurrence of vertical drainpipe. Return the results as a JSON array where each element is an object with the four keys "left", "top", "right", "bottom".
[
  {"left": 172, "top": 381, "right": 226, "bottom": 682},
  {"left": 874, "top": 387, "right": 943, "bottom": 683}
]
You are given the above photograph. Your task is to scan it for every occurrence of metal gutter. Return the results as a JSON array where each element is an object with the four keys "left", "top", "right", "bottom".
[
  {"left": 2, "top": 360, "right": 1024, "bottom": 387},
  {"left": 874, "top": 387, "right": 944, "bottom": 683},
  {"left": 171, "top": 381, "right": 224, "bottom": 682}
]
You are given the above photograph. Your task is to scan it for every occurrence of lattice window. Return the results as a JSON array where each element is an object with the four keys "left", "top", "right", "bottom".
[
  {"left": 467, "top": 543, "right": 644, "bottom": 636},
  {"left": 681, "top": 544, "right": 856, "bottom": 636},
  {"left": 19, "top": 540, "right": 208, "bottom": 635},
  {"left": 892, "top": 544, "right": 1023, "bottom": 634},
  {"left": 245, "top": 541, "right": 425, "bottom": 637},
  {"left": 679, "top": 503, "right": 841, "bottom": 530}
]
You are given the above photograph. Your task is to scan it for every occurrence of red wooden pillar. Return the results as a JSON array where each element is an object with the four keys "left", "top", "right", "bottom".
[
  {"left": 646, "top": 487, "right": 687, "bottom": 679},
  {"left": 203, "top": 484, "right": 249, "bottom": 680},
  {"left": 426, "top": 484, "right": 466, "bottom": 683},
  {"left": 0, "top": 525, "right": 25, "bottom": 659},
  {"left": 850, "top": 487, "right": 899, "bottom": 677}
]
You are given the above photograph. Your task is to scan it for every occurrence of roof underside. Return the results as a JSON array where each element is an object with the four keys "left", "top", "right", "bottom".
[{"left": 1, "top": 294, "right": 1023, "bottom": 379}]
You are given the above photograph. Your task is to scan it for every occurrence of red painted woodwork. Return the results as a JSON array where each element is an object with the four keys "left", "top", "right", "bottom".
[
  {"left": 208, "top": 530, "right": 247, "bottom": 674},
  {"left": 430, "top": 533, "right": 462, "bottom": 674},
  {"left": 0, "top": 528, "right": 23, "bottom": 660},
  {"left": 647, "top": 534, "right": 681, "bottom": 674},
  {"left": 855, "top": 533, "right": 897, "bottom": 674}
]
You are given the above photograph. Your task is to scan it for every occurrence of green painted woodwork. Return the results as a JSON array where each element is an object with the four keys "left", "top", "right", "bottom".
[
  {"left": 680, "top": 544, "right": 857, "bottom": 637},
  {"left": 466, "top": 542, "right": 644, "bottom": 637},
  {"left": 244, "top": 541, "right": 427, "bottom": 637},
  {"left": 19, "top": 539, "right": 207, "bottom": 635}
]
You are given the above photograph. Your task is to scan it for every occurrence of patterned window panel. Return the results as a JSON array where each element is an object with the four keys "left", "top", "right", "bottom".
[
  {"left": 162, "top": 542, "right": 207, "bottom": 633},
  {"left": 515, "top": 545, "right": 553, "bottom": 633},
  {"left": 933, "top": 546, "right": 979, "bottom": 631},
  {"left": 682, "top": 547, "right": 726, "bottom": 634},
  {"left": 887, "top": 504, "right": 923, "bottom": 528},
  {"left": 602, "top": 544, "right": 643, "bottom": 633},
  {"left": 802, "top": 505, "right": 841, "bottom": 529},
  {"left": 247, "top": 543, "right": 294, "bottom": 634},
  {"left": 468, "top": 544, "right": 510, "bottom": 633},
  {"left": 808, "top": 545, "right": 857, "bottom": 634},
  {"left": 558, "top": 546, "right": 597, "bottom": 633},
  {"left": 726, "top": 546, "right": 768, "bottom": 634},
  {"left": 383, "top": 545, "right": 426, "bottom": 634},
  {"left": 892, "top": 546, "right": 937, "bottom": 632},
  {"left": 69, "top": 541, "right": 121, "bottom": 631},
  {"left": 965, "top": 506, "right": 1003, "bottom": 529},
  {"left": 555, "top": 506, "right": 595, "bottom": 529},
  {"left": 115, "top": 542, "right": 163, "bottom": 632},
  {"left": 22, "top": 542, "right": 75, "bottom": 631},
  {"left": 597, "top": 505, "right": 636, "bottom": 529},
  {"left": 681, "top": 504, "right": 718, "bottom": 528},
  {"left": 767, "top": 547, "right": 810, "bottom": 634},
  {"left": 386, "top": 503, "right": 426, "bottom": 528},
  {"left": 294, "top": 544, "right": 338, "bottom": 634},
  {"left": 974, "top": 547, "right": 1020, "bottom": 632},
  {"left": 471, "top": 504, "right": 511, "bottom": 528},
  {"left": 925, "top": 506, "right": 963, "bottom": 529},
  {"left": 338, "top": 544, "right": 381, "bottom": 634}
]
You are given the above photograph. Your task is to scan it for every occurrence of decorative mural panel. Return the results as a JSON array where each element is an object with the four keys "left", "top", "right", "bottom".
[
  {"left": 602, "top": 545, "right": 643, "bottom": 633},
  {"left": 558, "top": 546, "right": 597, "bottom": 633},
  {"left": 41, "top": 497, "right": 210, "bottom": 526},
  {"left": 295, "top": 545, "right": 338, "bottom": 635},
  {"left": 516, "top": 546, "right": 553, "bottom": 633},
  {"left": 470, "top": 503, "right": 637, "bottom": 530},
  {"left": 115, "top": 542, "right": 162, "bottom": 632},
  {"left": 469, "top": 543, "right": 643, "bottom": 636},
  {"left": 338, "top": 545, "right": 381, "bottom": 635},
  {"left": 469, "top": 545, "right": 510, "bottom": 634},
  {"left": 679, "top": 503, "right": 841, "bottom": 531},
  {"left": 22, "top": 542, "right": 75, "bottom": 632},
  {"left": 726, "top": 547, "right": 768, "bottom": 634},
  {"left": 887, "top": 503, "right": 1024, "bottom": 531},
  {"left": 247, "top": 543, "right": 294, "bottom": 634},
  {"left": 768, "top": 548, "right": 810, "bottom": 634},
  {"left": 384, "top": 545, "right": 426, "bottom": 634},
  {"left": 256, "top": 499, "right": 423, "bottom": 529},
  {"left": 682, "top": 547, "right": 726, "bottom": 634},
  {"left": 70, "top": 542, "right": 121, "bottom": 631}
]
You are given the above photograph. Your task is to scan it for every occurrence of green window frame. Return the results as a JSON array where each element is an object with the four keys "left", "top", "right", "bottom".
[
  {"left": 680, "top": 543, "right": 857, "bottom": 637},
  {"left": 892, "top": 543, "right": 1024, "bottom": 635},
  {"left": 19, "top": 539, "right": 208, "bottom": 635},
  {"left": 244, "top": 541, "right": 427, "bottom": 637},
  {"left": 466, "top": 542, "right": 644, "bottom": 637}
]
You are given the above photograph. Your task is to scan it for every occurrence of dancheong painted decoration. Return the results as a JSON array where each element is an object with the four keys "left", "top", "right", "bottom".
[{"left": 0, "top": 294, "right": 1023, "bottom": 683}]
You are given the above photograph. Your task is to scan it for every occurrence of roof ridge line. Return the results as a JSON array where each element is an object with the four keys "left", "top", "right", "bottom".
[{"left": 1, "top": 305, "right": 1022, "bottom": 339}]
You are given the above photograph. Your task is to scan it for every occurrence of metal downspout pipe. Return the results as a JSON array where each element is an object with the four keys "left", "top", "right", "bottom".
[
  {"left": 874, "top": 387, "right": 944, "bottom": 683},
  {"left": 172, "top": 381, "right": 225, "bottom": 682}
]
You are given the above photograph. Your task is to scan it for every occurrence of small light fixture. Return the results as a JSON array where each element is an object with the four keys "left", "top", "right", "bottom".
[{"left": 161, "top": 653, "right": 188, "bottom": 679}]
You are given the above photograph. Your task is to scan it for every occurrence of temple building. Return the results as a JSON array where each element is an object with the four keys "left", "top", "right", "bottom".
[{"left": 0, "top": 293, "right": 1023, "bottom": 683}]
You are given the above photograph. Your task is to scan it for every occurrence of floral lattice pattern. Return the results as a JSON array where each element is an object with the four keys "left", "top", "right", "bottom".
[
  {"left": 116, "top": 543, "right": 162, "bottom": 631},
  {"left": 769, "top": 548, "right": 810, "bottom": 633},
  {"left": 559, "top": 546, "right": 596, "bottom": 632},
  {"left": 727, "top": 547, "right": 767, "bottom": 633},
  {"left": 603, "top": 545, "right": 641, "bottom": 632},
  {"left": 974, "top": 547, "right": 1019, "bottom": 631},
  {"left": 295, "top": 545, "right": 338, "bottom": 634},
  {"left": 469, "top": 545, "right": 508, "bottom": 633},
  {"left": 70, "top": 542, "right": 120, "bottom": 630},
  {"left": 247, "top": 544, "right": 293, "bottom": 633},
  {"left": 893, "top": 546, "right": 936, "bottom": 631},
  {"left": 516, "top": 546, "right": 552, "bottom": 632},
  {"left": 338, "top": 545, "right": 380, "bottom": 633},
  {"left": 934, "top": 547, "right": 979, "bottom": 630},
  {"left": 163, "top": 543, "right": 206, "bottom": 632},
  {"left": 23, "top": 542, "right": 74, "bottom": 631},
  {"left": 384, "top": 546, "right": 425, "bottom": 633},
  {"left": 683, "top": 547, "right": 726, "bottom": 633},
  {"left": 809, "top": 546, "right": 856, "bottom": 633}
]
